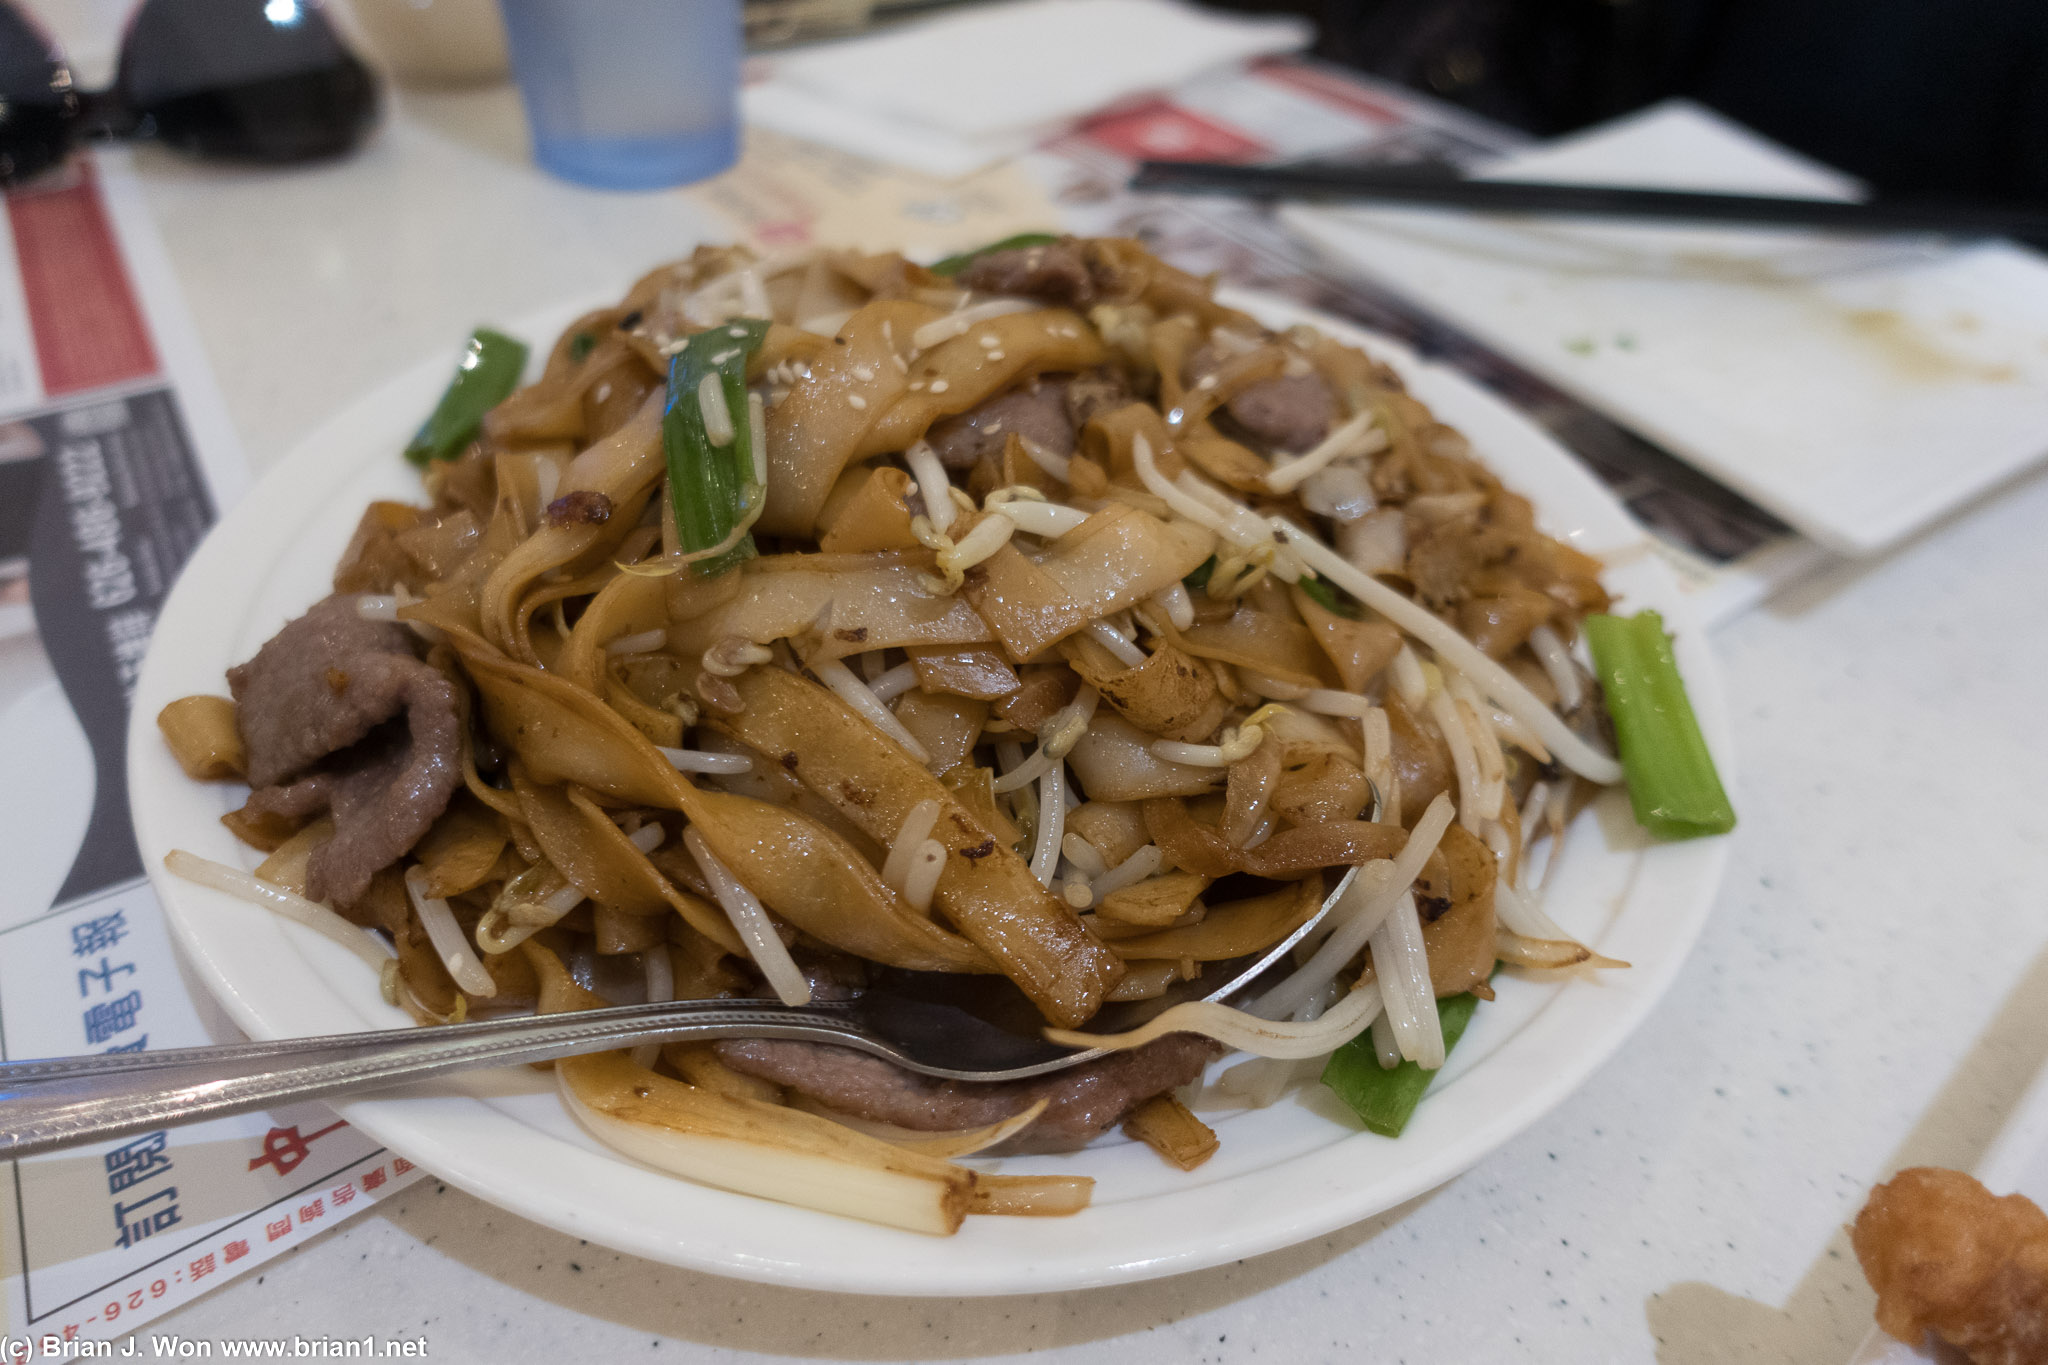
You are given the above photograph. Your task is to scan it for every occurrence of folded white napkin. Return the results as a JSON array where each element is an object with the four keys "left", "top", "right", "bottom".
[
  {"left": 745, "top": 0, "right": 1310, "bottom": 177},
  {"left": 1285, "top": 101, "right": 2048, "bottom": 555}
]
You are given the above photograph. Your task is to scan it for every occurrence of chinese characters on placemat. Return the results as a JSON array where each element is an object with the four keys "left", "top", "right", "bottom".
[
  {"left": 0, "top": 154, "right": 424, "bottom": 1344},
  {"left": 27, "top": 392, "right": 213, "bottom": 899}
]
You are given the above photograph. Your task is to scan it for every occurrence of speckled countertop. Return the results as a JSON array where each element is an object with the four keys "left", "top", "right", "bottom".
[{"left": 25, "top": 7, "right": 2048, "bottom": 1358}]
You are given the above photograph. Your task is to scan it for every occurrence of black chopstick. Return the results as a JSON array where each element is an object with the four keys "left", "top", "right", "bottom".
[{"left": 1129, "top": 161, "right": 2048, "bottom": 241}]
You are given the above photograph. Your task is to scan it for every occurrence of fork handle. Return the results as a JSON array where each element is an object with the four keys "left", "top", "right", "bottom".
[{"left": 0, "top": 1001, "right": 866, "bottom": 1159}]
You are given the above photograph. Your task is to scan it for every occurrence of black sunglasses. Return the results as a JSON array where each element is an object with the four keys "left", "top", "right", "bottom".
[{"left": 0, "top": 0, "right": 379, "bottom": 186}]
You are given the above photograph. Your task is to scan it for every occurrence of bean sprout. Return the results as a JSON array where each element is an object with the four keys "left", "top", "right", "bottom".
[
  {"left": 812, "top": 657, "right": 932, "bottom": 765},
  {"left": 1086, "top": 619, "right": 1147, "bottom": 668},
  {"left": 906, "top": 439, "right": 956, "bottom": 534},
  {"left": 882, "top": 799, "right": 943, "bottom": 891},
  {"left": 1527, "top": 624, "right": 1584, "bottom": 713},
  {"left": 634, "top": 947, "right": 676, "bottom": 1068},
  {"left": 165, "top": 851, "right": 393, "bottom": 976},
  {"left": 1089, "top": 844, "right": 1163, "bottom": 899},
  {"left": 1272, "top": 520, "right": 1624, "bottom": 784},
  {"left": 869, "top": 662, "right": 920, "bottom": 702},
  {"left": 685, "top": 828, "right": 810, "bottom": 1005},
  {"left": 1263, "top": 411, "right": 1386, "bottom": 493},
  {"left": 405, "top": 867, "right": 497, "bottom": 998},
  {"left": 1152, "top": 581, "right": 1195, "bottom": 631},
  {"left": 902, "top": 840, "right": 948, "bottom": 912},
  {"left": 1371, "top": 892, "right": 1443, "bottom": 1068},
  {"left": 910, "top": 298, "right": 1037, "bottom": 352},
  {"left": 994, "top": 499, "right": 1090, "bottom": 538},
  {"left": 1029, "top": 762, "right": 1067, "bottom": 887},
  {"left": 607, "top": 628, "right": 667, "bottom": 656},
  {"left": 658, "top": 747, "right": 754, "bottom": 776}
]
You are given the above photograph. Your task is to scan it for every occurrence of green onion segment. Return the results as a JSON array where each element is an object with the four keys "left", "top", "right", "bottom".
[
  {"left": 1296, "top": 573, "right": 1360, "bottom": 618},
  {"left": 404, "top": 327, "right": 529, "bottom": 466},
  {"left": 1321, "top": 989, "right": 1482, "bottom": 1138},
  {"left": 1583, "top": 610, "right": 1735, "bottom": 840},
  {"left": 664, "top": 319, "right": 771, "bottom": 578},
  {"left": 928, "top": 232, "right": 1062, "bottom": 278}
]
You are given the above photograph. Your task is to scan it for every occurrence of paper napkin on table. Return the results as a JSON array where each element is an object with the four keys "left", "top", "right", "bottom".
[
  {"left": 744, "top": 0, "right": 1311, "bottom": 178},
  {"left": 1283, "top": 101, "right": 2048, "bottom": 555}
]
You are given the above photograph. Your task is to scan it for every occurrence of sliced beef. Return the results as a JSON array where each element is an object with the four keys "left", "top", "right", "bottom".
[
  {"left": 228, "top": 593, "right": 461, "bottom": 906},
  {"left": 925, "top": 377, "right": 1076, "bottom": 470},
  {"left": 955, "top": 240, "right": 1098, "bottom": 308},
  {"left": 1187, "top": 343, "right": 1337, "bottom": 453},
  {"left": 241, "top": 731, "right": 450, "bottom": 907},
  {"left": 715, "top": 1033, "right": 1217, "bottom": 1153}
]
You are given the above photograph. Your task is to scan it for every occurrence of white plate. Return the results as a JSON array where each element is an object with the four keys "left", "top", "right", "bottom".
[{"left": 128, "top": 289, "right": 1733, "bottom": 1296}]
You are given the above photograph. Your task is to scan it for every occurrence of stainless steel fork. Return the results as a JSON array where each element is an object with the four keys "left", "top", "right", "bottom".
[{"left": 0, "top": 866, "right": 1358, "bottom": 1159}]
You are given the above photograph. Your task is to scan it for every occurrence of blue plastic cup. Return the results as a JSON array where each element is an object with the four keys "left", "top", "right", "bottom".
[{"left": 497, "top": 0, "right": 741, "bottom": 190}]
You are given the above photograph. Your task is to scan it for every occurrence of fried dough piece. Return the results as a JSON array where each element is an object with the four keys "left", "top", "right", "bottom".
[{"left": 1853, "top": 1166, "right": 2048, "bottom": 1365}]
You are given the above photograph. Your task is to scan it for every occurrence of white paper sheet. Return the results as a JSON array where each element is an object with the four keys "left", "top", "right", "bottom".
[
  {"left": 746, "top": 0, "right": 1308, "bottom": 177},
  {"left": 0, "top": 149, "right": 424, "bottom": 1349},
  {"left": 1284, "top": 102, "right": 2048, "bottom": 555}
]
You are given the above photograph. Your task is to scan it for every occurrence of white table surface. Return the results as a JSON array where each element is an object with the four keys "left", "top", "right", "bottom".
[{"left": 23, "top": 8, "right": 2048, "bottom": 1360}]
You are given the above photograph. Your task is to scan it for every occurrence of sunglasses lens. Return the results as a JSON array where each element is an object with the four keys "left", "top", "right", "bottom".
[
  {"left": 0, "top": 5, "right": 79, "bottom": 184},
  {"left": 119, "top": 0, "right": 378, "bottom": 162}
]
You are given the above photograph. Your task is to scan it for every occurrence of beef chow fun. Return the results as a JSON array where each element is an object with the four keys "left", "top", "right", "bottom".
[{"left": 157, "top": 234, "right": 1732, "bottom": 1234}]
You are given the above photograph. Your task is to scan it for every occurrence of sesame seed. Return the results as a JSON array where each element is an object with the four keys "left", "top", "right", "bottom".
[
  {"left": 929, "top": 379, "right": 949, "bottom": 393},
  {"left": 910, "top": 381, "right": 926, "bottom": 391},
  {"left": 852, "top": 364, "right": 875, "bottom": 381},
  {"left": 711, "top": 349, "right": 739, "bottom": 365},
  {"left": 979, "top": 335, "right": 1000, "bottom": 348},
  {"left": 1196, "top": 374, "right": 1218, "bottom": 390},
  {"left": 987, "top": 350, "right": 1005, "bottom": 362},
  {"left": 848, "top": 394, "right": 868, "bottom": 410},
  {"left": 727, "top": 325, "right": 748, "bottom": 338}
]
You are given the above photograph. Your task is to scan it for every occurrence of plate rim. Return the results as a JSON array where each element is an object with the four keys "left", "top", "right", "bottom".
[{"left": 127, "top": 287, "right": 1733, "bottom": 1296}]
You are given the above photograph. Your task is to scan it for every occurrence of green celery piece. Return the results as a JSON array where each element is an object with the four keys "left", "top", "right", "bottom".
[
  {"left": 404, "top": 328, "right": 529, "bottom": 466},
  {"left": 664, "top": 319, "right": 771, "bottom": 578},
  {"left": 1182, "top": 556, "right": 1216, "bottom": 591},
  {"left": 928, "top": 232, "right": 1062, "bottom": 277},
  {"left": 1322, "top": 990, "right": 1482, "bottom": 1138},
  {"left": 567, "top": 331, "right": 596, "bottom": 363},
  {"left": 1583, "top": 610, "right": 1736, "bottom": 840}
]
